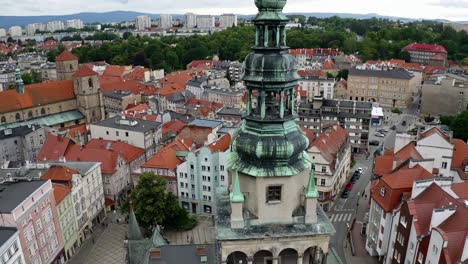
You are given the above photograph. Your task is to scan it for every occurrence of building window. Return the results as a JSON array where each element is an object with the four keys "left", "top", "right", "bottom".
[
  {"left": 320, "top": 179, "right": 326, "bottom": 186},
  {"left": 321, "top": 166, "right": 326, "bottom": 173},
  {"left": 125, "top": 132, "right": 129, "bottom": 137},
  {"left": 180, "top": 182, "right": 184, "bottom": 188},
  {"left": 417, "top": 253, "right": 423, "bottom": 263},
  {"left": 190, "top": 164, "right": 194, "bottom": 170},
  {"left": 191, "top": 184, "right": 195, "bottom": 189},
  {"left": 220, "top": 165, "right": 225, "bottom": 171},
  {"left": 380, "top": 187, "right": 386, "bottom": 197},
  {"left": 202, "top": 165, "right": 206, "bottom": 171},
  {"left": 221, "top": 175, "right": 225, "bottom": 181},
  {"left": 179, "top": 173, "right": 183, "bottom": 178},
  {"left": 266, "top": 185, "right": 282, "bottom": 202},
  {"left": 432, "top": 245, "right": 438, "bottom": 255},
  {"left": 441, "top": 162, "right": 447, "bottom": 169},
  {"left": 116, "top": 131, "right": 119, "bottom": 136},
  {"left": 380, "top": 226, "right": 384, "bottom": 234},
  {"left": 106, "top": 131, "right": 109, "bottom": 135},
  {"left": 400, "top": 215, "right": 407, "bottom": 227}
]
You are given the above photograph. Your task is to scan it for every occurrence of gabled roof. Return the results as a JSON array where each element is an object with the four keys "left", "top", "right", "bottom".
[
  {"left": 73, "top": 65, "right": 98, "bottom": 78},
  {"left": 451, "top": 182, "right": 468, "bottom": 200},
  {"left": 37, "top": 133, "right": 75, "bottom": 161},
  {"left": 419, "top": 127, "right": 451, "bottom": 143},
  {"left": 0, "top": 80, "right": 75, "bottom": 114},
  {"left": 322, "top": 59, "right": 337, "bottom": 70},
  {"left": 207, "top": 134, "right": 231, "bottom": 153},
  {"left": 125, "top": 67, "right": 149, "bottom": 81},
  {"left": 64, "top": 124, "right": 88, "bottom": 138},
  {"left": 141, "top": 138, "right": 190, "bottom": 170},
  {"left": 162, "top": 119, "right": 185, "bottom": 136},
  {"left": 103, "top": 65, "right": 127, "bottom": 77},
  {"left": 41, "top": 165, "right": 79, "bottom": 182},
  {"left": 371, "top": 165, "right": 433, "bottom": 212},
  {"left": 373, "top": 142, "right": 423, "bottom": 177},
  {"left": 311, "top": 124, "right": 347, "bottom": 171},
  {"left": 451, "top": 139, "right": 468, "bottom": 181},
  {"left": 85, "top": 139, "right": 145, "bottom": 163},
  {"left": 55, "top": 50, "right": 78, "bottom": 61},
  {"left": 52, "top": 183, "right": 71, "bottom": 204}
]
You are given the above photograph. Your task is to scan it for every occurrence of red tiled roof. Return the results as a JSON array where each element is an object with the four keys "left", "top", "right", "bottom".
[
  {"left": 373, "top": 155, "right": 394, "bottom": 177},
  {"left": 207, "top": 134, "right": 231, "bottom": 153},
  {"left": 371, "top": 165, "right": 433, "bottom": 212},
  {"left": 311, "top": 124, "right": 347, "bottom": 172},
  {"left": 73, "top": 65, "right": 98, "bottom": 77},
  {"left": 403, "top": 43, "right": 448, "bottom": 54},
  {"left": 187, "top": 60, "right": 213, "bottom": 69},
  {"left": 55, "top": 50, "right": 78, "bottom": 61},
  {"left": 419, "top": 127, "right": 450, "bottom": 142},
  {"left": 41, "top": 165, "right": 79, "bottom": 182},
  {"left": 84, "top": 139, "right": 144, "bottom": 163},
  {"left": 0, "top": 80, "right": 75, "bottom": 114},
  {"left": 37, "top": 133, "right": 75, "bottom": 161},
  {"left": 423, "top": 66, "right": 446, "bottom": 75},
  {"left": 99, "top": 76, "right": 157, "bottom": 95},
  {"left": 125, "top": 103, "right": 149, "bottom": 112},
  {"left": 141, "top": 138, "right": 190, "bottom": 170},
  {"left": 125, "top": 67, "right": 149, "bottom": 81},
  {"left": 162, "top": 119, "right": 186, "bottom": 136},
  {"left": 322, "top": 59, "right": 337, "bottom": 70},
  {"left": 297, "top": 70, "right": 327, "bottom": 78},
  {"left": 451, "top": 182, "right": 468, "bottom": 200},
  {"left": 64, "top": 124, "right": 88, "bottom": 138},
  {"left": 186, "top": 98, "right": 223, "bottom": 110},
  {"left": 301, "top": 127, "right": 316, "bottom": 149},
  {"left": 52, "top": 183, "right": 71, "bottom": 204},
  {"left": 450, "top": 139, "right": 468, "bottom": 181},
  {"left": 103, "top": 66, "right": 127, "bottom": 77}
]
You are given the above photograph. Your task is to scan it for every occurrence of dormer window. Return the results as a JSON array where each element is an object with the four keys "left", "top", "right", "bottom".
[{"left": 380, "top": 187, "right": 386, "bottom": 197}]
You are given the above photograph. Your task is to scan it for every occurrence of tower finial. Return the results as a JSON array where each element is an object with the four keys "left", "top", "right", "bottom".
[
  {"left": 230, "top": 170, "right": 244, "bottom": 202},
  {"left": 305, "top": 165, "right": 319, "bottom": 198},
  {"left": 15, "top": 68, "right": 24, "bottom": 95}
]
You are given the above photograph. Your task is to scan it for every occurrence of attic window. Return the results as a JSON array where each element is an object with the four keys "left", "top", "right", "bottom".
[{"left": 380, "top": 187, "right": 386, "bottom": 197}]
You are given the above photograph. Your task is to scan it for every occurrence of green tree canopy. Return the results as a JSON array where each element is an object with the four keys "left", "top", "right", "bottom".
[
  {"left": 121, "top": 172, "right": 197, "bottom": 231},
  {"left": 450, "top": 110, "right": 468, "bottom": 141}
]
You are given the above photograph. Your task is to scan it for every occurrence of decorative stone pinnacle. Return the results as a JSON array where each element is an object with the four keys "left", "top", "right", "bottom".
[
  {"left": 305, "top": 166, "right": 319, "bottom": 198},
  {"left": 230, "top": 170, "right": 245, "bottom": 203}
]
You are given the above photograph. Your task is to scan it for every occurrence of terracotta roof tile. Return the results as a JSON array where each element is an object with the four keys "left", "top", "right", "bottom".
[
  {"left": 41, "top": 165, "right": 79, "bottom": 182},
  {"left": 371, "top": 165, "right": 433, "bottom": 212},
  {"left": 73, "top": 65, "right": 98, "bottom": 77},
  {"left": 37, "top": 133, "right": 75, "bottom": 161},
  {"left": 311, "top": 124, "right": 347, "bottom": 172},
  {"left": 52, "top": 183, "right": 71, "bottom": 204},
  {"left": 207, "top": 134, "right": 231, "bottom": 153},
  {"left": 162, "top": 119, "right": 186, "bottom": 136},
  {"left": 55, "top": 50, "right": 78, "bottom": 61},
  {"left": 141, "top": 138, "right": 190, "bottom": 170},
  {"left": 419, "top": 127, "right": 450, "bottom": 142},
  {"left": 103, "top": 66, "right": 127, "bottom": 77},
  {"left": 451, "top": 139, "right": 468, "bottom": 181},
  {"left": 64, "top": 124, "right": 88, "bottom": 138},
  {"left": 0, "top": 80, "right": 75, "bottom": 114},
  {"left": 83, "top": 139, "right": 144, "bottom": 163},
  {"left": 125, "top": 67, "right": 149, "bottom": 81},
  {"left": 403, "top": 43, "right": 448, "bottom": 54}
]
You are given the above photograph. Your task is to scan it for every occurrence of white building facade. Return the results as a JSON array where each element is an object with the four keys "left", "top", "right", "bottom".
[{"left": 0, "top": 228, "right": 25, "bottom": 264}]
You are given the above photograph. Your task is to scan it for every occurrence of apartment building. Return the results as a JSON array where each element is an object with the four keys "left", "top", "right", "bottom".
[
  {"left": 159, "top": 14, "right": 173, "bottom": 29},
  {"left": 347, "top": 68, "right": 418, "bottom": 108},
  {"left": 196, "top": 15, "right": 215, "bottom": 29},
  {"left": 103, "top": 91, "right": 142, "bottom": 116},
  {"left": 184, "top": 13, "right": 197, "bottom": 28},
  {"left": 421, "top": 74, "right": 467, "bottom": 117},
  {"left": 307, "top": 124, "right": 351, "bottom": 211},
  {"left": 135, "top": 16, "right": 151, "bottom": 30},
  {"left": 177, "top": 134, "right": 230, "bottom": 214},
  {"left": 298, "top": 76, "right": 336, "bottom": 101},
  {"left": 8, "top": 26, "right": 22, "bottom": 37},
  {"left": 0, "top": 175, "right": 64, "bottom": 264},
  {"left": 402, "top": 43, "right": 448, "bottom": 66},
  {"left": 0, "top": 125, "right": 46, "bottom": 166},
  {"left": 90, "top": 115, "right": 162, "bottom": 160},
  {"left": 0, "top": 227, "right": 25, "bottom": 264},
  {"left": 297, "top": 97, "right": 372, "bottom": 154},
  {"left": 205, "top": 86, "right": 244, "bottom": 108},
  {"left": 219, "top": 14, "right": 238, "bottom": 28}
]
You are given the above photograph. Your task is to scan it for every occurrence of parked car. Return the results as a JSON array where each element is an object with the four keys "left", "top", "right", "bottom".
[
  {"left": 374, "top": 132, "right": 385, "bottom": 137},
  {"left": 341, "top": 189, "right": 349, "bottom": 198},
  {"left": 357, "top": 167, "right": 363, "bottom": 174},
  {"left": 377, "top": 129, "right": 388, "bottom": 134},
  {"left": 345, "top": 181, "right": 353, "bottom": 190},
  {"left": 369, "top": 140, "right": 380, "bottom": 146},
  {"left": 390, "top": 125, "right": 396, "bottom": 130}
]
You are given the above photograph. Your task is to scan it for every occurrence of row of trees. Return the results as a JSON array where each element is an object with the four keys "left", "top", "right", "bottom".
[
  {"left": 44, "top": 17, "right": 468, "bottom": 72},
  {"left": 440, "top": 110, "right": 468, "bottom": 141}
]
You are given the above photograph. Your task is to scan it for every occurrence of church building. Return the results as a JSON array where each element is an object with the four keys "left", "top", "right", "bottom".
[{"left": 0, "top": 50, "right": 104, "bottom": 129}]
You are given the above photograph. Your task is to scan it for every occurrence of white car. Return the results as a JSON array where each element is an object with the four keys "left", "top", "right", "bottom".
[
  {"left": 357, "top": 167, "right": 363, "bottom": 174},
  {"left": 374, "top": 132, "right": 385, "bottom": 137}
]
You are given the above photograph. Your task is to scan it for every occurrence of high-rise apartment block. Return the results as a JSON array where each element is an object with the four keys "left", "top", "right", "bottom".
[
  {"left": 8, "top": 26, "right": 22, "bottom": 37},
  {"left": 196, "top": 15, "right": 215, "bottom": 29},
  {"left": 219, "top": 14, "right": 238, "bottom": 28},
  {"left": 184, "top": 13, "right": 197, "bottom": 28},
  {"left": 135, "top": 15, "right": 151, "bottom": 30},
  {"left": 159, "top": 14, "right": 173, "bottom": 29}
]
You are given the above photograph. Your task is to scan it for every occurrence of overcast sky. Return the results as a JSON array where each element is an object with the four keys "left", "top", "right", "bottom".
[{"left": 0, "top": 0, "right": 467, "bottom": 21}]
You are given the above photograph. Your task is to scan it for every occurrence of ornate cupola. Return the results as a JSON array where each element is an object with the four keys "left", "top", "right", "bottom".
[{"left": 233, "top": 0, "right": 311, "bottom": 177}]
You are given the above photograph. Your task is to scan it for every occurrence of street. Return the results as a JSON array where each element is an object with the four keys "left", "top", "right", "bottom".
[{"left": 328, "top": 98, "right": 420, "bottom": 263}]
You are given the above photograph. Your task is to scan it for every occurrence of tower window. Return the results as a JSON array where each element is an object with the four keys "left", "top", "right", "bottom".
[
  {"left": 266, "top": 185, "right": 282, "bottom": 202},
  {"left": 88, "top": 78, "right": 93, "bottom": 88}
]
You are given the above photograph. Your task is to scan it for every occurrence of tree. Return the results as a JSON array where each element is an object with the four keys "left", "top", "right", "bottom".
[
  {"left": 121, "top": 172, "right": 197, "bottom": 231},
  {"left": 335, "top": 69, "right": 349, "bottom": 80},
  {"left": 21, "top": 73, "right": 32, "bottom": 85},
  {"left": 462, "top": 57, "right": 468, "bottom": 66},
  {"left": 123, "top": 32, "right": 133, "bottom": 40},
  {"left": 450, "top": 110, "right": 468, "bottom": 141}
]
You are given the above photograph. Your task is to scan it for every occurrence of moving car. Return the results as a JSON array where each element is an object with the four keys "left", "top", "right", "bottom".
[
  {"left": 374, "top": 132, "right": 385, "bottom": 137},
  {"left": 369, "top": 140, "right": 380, "bottom": 146},
  {"left": 345, "top": 181, "right": 353, "bottom": 190},
  {"left": 341, "top": 189, "right": 349, "bottom": 198}
]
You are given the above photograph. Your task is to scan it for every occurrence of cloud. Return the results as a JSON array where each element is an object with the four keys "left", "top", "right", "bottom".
[{"left": 430, "top": 0, "right": 468, "bottom": 8}]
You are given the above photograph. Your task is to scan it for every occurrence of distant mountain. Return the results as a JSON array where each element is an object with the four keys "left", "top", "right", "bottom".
[{"left": 0, "top": 10, "right": 465, "bottom": 28}]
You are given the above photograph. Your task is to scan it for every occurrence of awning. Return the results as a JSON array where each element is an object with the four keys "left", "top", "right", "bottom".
[{"left": 105, "top": 198, "right": 115, "bottom": 206}]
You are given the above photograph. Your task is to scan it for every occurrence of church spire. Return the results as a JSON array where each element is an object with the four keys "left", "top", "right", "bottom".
[
  {"left": 305, "top": 165, "right": 319, "bottom": 198},
  {"left": 128, "top": 200, "right": 143, "bottom": 240},
  {"left": 230, "top": 170, "right": 244, "bottom": 203}
]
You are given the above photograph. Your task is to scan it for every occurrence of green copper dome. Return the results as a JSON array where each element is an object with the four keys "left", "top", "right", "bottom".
[
  {"left": 255, "top": 0, "right": 287, "bottom": 11},
  {"left": 232, "top": 0, "right": 311, "bottom": 177}
]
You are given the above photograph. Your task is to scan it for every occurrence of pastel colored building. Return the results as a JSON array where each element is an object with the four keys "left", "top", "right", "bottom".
[
  {"left": 0, "top": 227, "right": 25, "bottom": 264},
  {"left": 0, "top": 179, "right": 65, "bottom": 264}
]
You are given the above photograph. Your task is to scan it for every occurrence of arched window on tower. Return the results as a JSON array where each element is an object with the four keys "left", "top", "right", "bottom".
[
  {"left": 15, "top": 113, "right": 21, "bottom": 121},
  {"left": 28, "top": 111, "right": 33, "bottom": 119},
  {"left": 70, "top": 64, "right": 73, "bottom": 71},
  {"left": 88, "top": 78, "right": 93, "bottom": 88},
  {"left": 1, "top": 116, "right": 6, "bottom": 124},
  {"left": 40, "top": 108, "right": 46, "bottom": 116}
]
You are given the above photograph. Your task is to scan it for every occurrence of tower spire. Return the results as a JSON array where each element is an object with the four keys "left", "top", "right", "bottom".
[
  {"left": 230, "top": 170, "right": 244, "bottom": 203},
  {"left": 128, "top": 200, "right": 143, "bottom": 240},
  {"left": 305, "top": 165, "right": 319, "bottom": 198}
]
